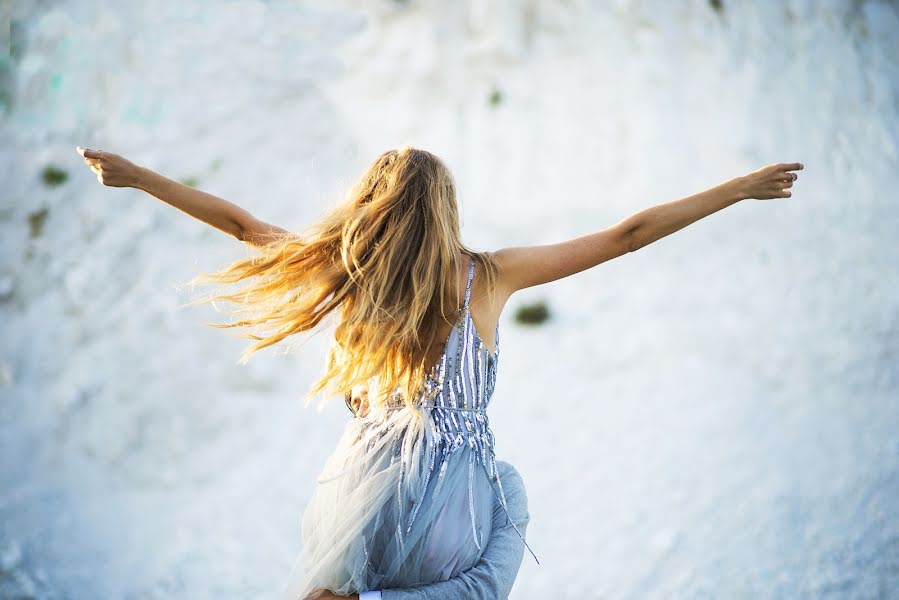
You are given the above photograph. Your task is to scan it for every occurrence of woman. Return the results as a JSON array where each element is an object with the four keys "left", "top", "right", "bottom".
[{"left": 75, "top": 144, "right": 802, "bottom": 598}]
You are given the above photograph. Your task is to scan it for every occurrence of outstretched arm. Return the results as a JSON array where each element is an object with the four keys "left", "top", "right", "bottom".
[
  {"left": 491, "top": 162, "right": 804, "bottom": 297},
  {"left": 75, "top": 146, "right": 293, "bottom": 248}
]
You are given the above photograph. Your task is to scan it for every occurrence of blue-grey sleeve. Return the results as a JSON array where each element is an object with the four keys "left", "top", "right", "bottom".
[{"left": 379, "top": 460, "right": 530, "bottom": 600}]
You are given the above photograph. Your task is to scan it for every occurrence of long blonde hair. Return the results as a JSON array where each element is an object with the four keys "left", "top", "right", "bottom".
[{"left": 185, "top": 146, "right": 499, "bottom": 411}]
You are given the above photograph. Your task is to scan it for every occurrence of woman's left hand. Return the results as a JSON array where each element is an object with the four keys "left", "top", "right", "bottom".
[{"left": 304, "top": 589, "right": 359, "bottom": 600}]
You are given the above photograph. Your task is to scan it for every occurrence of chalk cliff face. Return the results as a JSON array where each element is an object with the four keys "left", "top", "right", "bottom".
[{"left": 2, "top": 1, "right": 897, "bottom": 598}]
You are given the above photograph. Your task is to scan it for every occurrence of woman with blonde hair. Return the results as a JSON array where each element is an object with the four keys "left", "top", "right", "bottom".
[{"left": 76, "top": 144, "right": 802, "bottom": 599}]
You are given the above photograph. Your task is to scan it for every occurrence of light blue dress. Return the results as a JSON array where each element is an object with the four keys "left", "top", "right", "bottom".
[{"left": 282, "top": 256, "right": 537, "bottom": 599}]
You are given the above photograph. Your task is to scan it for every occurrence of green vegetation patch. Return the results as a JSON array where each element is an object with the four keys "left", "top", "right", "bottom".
[
  {"left": 513, "top": 299, "right": 550, "bottom": 325},
  {"left": 41, "top": 164, "right": 68, "bottom": 187}
]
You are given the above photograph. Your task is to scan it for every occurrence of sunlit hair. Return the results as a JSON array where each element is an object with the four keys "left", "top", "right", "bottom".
[{"left": 183, "top": 146, "right": 498, "bottom": 412}]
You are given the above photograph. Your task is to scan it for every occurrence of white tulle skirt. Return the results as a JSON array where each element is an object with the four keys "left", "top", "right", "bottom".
[{"left": 280, "top": 404, "right": 495, "bottom": 599}]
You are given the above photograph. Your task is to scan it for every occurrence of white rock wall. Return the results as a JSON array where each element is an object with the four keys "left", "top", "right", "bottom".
[{"left": 1, "top": 1, "right": 897, "bottom": 598}]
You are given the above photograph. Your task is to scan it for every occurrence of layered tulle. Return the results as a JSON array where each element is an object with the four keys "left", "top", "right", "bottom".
[{"left": 280, "top": 404, "right": 497, "bottom": 599}]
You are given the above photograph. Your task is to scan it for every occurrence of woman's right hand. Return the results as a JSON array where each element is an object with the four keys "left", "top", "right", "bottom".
[
  {"left": 75, "top": 145, "right": 143, "bottom": 188},
  {"left": 737, "top": 162, "right": 804, "bottom": 200}
]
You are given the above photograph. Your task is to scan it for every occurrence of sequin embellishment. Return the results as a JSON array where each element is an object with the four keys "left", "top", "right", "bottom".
[{"left": 381, "top": 256, "right": 539, "bottom": 565}]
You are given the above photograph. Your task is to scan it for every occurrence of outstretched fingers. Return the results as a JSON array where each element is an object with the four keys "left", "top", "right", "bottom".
[
  {"left": 744, "top": 161, "right": 804, "bottom": 200},
  {"left": 776, "top": 163, "right": 803, "bottom": 198},
  {"left": 780, "top": 162, "right": 804, "bottom": 172},
  {"left": 76, "top": 145, "right": 103, "bottom": 160}
]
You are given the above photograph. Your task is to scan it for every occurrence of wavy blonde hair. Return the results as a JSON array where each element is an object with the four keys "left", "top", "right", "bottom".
[{"left": 184, "top": 146, "right": 499, "bottom": 411}]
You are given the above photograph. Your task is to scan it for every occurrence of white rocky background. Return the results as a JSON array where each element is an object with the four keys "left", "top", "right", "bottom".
[{"left": 1, "top": 1, "right": 897, "bottom": 598}]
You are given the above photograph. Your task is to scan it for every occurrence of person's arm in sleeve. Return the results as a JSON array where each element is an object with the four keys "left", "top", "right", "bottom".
[{"left": 378, "top": 460, "right": 531, "bottom": 600}]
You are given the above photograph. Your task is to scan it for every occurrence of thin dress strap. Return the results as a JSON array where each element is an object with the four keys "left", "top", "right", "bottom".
[{"left": 462, "top": 255, "right": 475, "bottom": 311}]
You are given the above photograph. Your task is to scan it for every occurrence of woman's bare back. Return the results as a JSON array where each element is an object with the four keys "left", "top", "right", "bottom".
[{"left": 422, "top": 254, "right": 501, "bottom": 374}]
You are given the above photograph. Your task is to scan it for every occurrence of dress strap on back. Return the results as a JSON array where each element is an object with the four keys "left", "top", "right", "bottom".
[{"left": 462, "top": 255, "right": 475, "bottom": 311}]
